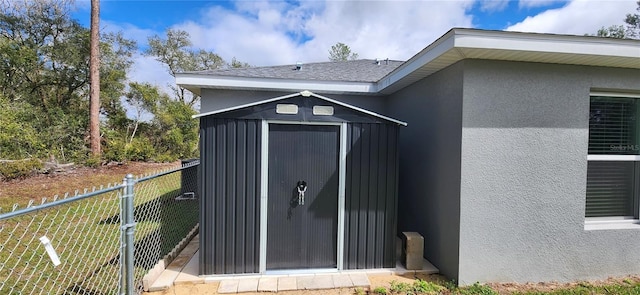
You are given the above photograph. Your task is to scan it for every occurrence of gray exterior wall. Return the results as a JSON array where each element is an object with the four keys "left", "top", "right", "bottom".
[
  {"left": 200, "top": 89, "right": 387, "bottom": 115},
  {"left": 387, "top": 62, "right": 464, "bottom": 280},
  {"left": 458, "top": 60, "right": 640, "bottom": 284}
]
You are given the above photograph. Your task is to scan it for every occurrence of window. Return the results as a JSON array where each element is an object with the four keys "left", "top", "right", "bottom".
[{"left": 586, "top": 94, "right": 640, "bottom": 221}]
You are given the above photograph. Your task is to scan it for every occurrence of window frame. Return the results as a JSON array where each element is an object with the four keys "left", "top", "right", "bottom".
[{"left": 585, "top": 92, "right": 640, "bottom": 230}]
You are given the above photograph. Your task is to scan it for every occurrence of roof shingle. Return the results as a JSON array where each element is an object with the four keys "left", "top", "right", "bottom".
[{"left": 188, "top": 59, "right": 404, "bottom": 83}]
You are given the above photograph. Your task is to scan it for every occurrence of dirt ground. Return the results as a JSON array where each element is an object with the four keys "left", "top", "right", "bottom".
[{"left": 0, "top": 161, "right": 180, "bottom": 208}]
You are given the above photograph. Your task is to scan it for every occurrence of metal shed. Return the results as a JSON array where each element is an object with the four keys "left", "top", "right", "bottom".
[{"left": 196, "top": 90, "right": 406, "bottom": 275}]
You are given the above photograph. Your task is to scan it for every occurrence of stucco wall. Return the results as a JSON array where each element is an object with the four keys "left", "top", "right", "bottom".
[
  {"left": 459, "top": 60, "right": 640, "bottom": 284},
  {"left": 200, "top": 89, "right": 388, "bottom": 115},
  {"left": 387, "top": 62, "right": 464, "bottom": 280}
]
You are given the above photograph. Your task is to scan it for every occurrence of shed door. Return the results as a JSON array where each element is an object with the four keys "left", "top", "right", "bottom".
[{"left": 267, "top": 124, "right": 339, "bottom": 270}]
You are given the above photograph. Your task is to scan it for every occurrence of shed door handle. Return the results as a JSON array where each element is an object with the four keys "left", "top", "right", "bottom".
[{"left": 296, "top": 181, "right": 307, "bottom": 205}]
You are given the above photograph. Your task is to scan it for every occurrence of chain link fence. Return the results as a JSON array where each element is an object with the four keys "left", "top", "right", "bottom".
[{"left": 0, "top": 160, "right": 199, "bottom": 294}]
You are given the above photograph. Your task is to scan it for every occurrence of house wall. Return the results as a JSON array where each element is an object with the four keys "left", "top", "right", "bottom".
[
  {"left": 200, "top": 89, "right": 387, "bottom": 115},
  {"left": 387, "top": 62, "right": 464, "bottom": 280},
  {"left": 458, "top": 60, "right": 640, "bottom": 284}
]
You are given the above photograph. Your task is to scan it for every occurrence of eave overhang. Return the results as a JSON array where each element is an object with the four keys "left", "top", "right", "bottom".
[{"left": 377, "top": 28, "right": 640, "bottom": 94}]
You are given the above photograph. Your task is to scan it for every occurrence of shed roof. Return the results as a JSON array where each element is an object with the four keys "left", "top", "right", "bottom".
[{"left": 176, "top": 28, "right": 640, "bottom": 96}]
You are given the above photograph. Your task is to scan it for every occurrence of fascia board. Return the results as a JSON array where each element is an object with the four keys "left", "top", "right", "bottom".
[
  {"left": 454, "top": 30, "right": 640, "bottom": 60},
  {"left": 376, "top": 30, "right": 458, "bottom": 92},
  {"left": 176, "top": 74, "right": 378, "bottom": 94}
]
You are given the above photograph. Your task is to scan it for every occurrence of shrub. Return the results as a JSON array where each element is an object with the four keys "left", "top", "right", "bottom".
[
  {"left": 390, "top": 280, "right": 412, "bottom": 293},
  {"left": 125, "top": 137, "right": 155, "bottom": 161},
  {"left": 413, "top": 279, "right": 446, "bottom": 294},
  {"left": 0, "top": 97, "right": 44, "bottom": 159},
  {"left": 154, "top": 153, "right": 178, "bottom": 163},
  {"left": 103, "top": 131, "right": 127, "bottom": 163},
  {"left": 373, "top": 286, "right": 389, "bottom": 294},
  {"left": 458, "top": 282, "right": 497, "bottom": 295},
  {"left": 84, "top": 156, "right": 101, "bottom": 168},
  {"left": 0, "top": 159, "right": 43, "bottom": 180}
]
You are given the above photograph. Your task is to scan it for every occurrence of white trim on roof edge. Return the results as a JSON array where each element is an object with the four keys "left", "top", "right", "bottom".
[
  {"left": 176, "top": 74, "right": 377, "bottom": 96},
  {"left": 176, "top": 28, "right": 640, "bottom": 96},
  {"left": 192, "top": 90, "right": 408, "bottom": 126}
]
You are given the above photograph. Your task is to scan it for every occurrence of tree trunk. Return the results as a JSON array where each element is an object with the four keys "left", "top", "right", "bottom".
[{"left": 89, "top": 0, "right": 101, "bottom": 157}]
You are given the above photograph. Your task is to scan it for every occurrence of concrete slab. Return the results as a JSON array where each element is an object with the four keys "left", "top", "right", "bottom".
[
  {"left": 394, "top": 258, "right": 439, "bottom": 275},
  {"left": 218, "top": 280, "right": 239, "bottom": 294},
  {"left": 306, "top": 275, "right": 334, "bottom": 290},
  {"left": 277, "top": 276, "right": 297, "bottom": 291},
  {"left": 295, "top": 276, "right": 315, "bottom": 290},
  {"left": 148, "top": 268, "right": 181, "bottom": 292},
  {"left": 167, "top": 242, "right": 200, "bottom": 271},
  {"left": 257, "top": 277, "right": 278, "bottom": 292},
  {"left": 278, "top": 277, "right": 298, "bottom": 291},
  {"left": 237, "top": 278, "right": 259, "bottom": 293},
  {"left": 331, "top": 274, "right": 354, "bottom": 288},
  {"left": 349, "top": 273, "right": 370, "bottom": 287},
  {"left": 174, "top": 251, "right": 202, "bottom": 284}
]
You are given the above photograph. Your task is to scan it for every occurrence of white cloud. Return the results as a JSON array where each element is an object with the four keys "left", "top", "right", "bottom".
[
  {"left": 173, "top": 0, "right": 475, "bottom": 66},
  {"left": 479, "top": 0, "right": 510, "bottom": 12},
  {"left": 507, "top": 0, "right": 636, "bottom": 35},
  {"left": 300, "top": 1, "right": 475, "bottom": 62},
  {"left": 101, "top": 20, "right": 159, "bottom": 50},
  {"left": 128, "top": 54, "right": 175, "bottom": 96},
  {"left": 518, "top": 0, "right": 565, "bottom": 9}
]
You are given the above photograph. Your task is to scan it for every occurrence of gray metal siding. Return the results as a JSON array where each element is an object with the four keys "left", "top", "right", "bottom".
[
  {"left": 200, "top": 89, "right": 388, "bottom": 116},
  {"left": 344, "top": 123, "right": 399, "bottom": 269},
  {"left": 267, "top": 124, "right": 339, "bottom": 269},
  {"left": 199, "top": 117, "right": 261, "bottom": 275}
]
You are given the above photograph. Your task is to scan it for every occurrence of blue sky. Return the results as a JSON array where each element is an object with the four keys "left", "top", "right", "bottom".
[{"left": 70, "top": 0, "right": 636, "bottom": 92}]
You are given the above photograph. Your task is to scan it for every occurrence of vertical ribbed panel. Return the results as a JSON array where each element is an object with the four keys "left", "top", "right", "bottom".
[
  {"left": 199, "top": 118, "right": 399, "bottom": 273},
  {"left": 267, "top": 124, "right": 339, "bottom": 270},
  {"left": 199, "top": 117, "right": 261, "bottom": 275},
  {"left": 344, "top": 123, "right": 399, "bottom": 269}
]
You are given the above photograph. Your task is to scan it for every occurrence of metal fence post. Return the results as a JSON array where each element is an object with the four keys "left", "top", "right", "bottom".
[{"left": 120, "top": 174, "right": 135, "bottom": 295}]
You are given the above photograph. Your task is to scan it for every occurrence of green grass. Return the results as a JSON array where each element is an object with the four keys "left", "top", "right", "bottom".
[
  {"left": 371, "top": 279, "right": 640, "bottom": 295},
  {"left": 0, "top": 167, "right": 198, "bottom": 294},
  {"left": 511, "top": 283, "right": 640, "bottom": 295}
]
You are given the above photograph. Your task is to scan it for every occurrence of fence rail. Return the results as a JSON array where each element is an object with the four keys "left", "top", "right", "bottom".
[{"left": 0, "top": 160, "right": 199, "bottom": 294}]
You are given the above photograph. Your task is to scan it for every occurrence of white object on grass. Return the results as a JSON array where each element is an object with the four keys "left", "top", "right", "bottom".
[{"left": 39, "top": 236, "right": 61, "bottom": 267}]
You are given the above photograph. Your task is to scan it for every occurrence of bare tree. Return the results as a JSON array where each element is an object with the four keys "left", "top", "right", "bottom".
[{"left": 89, "top": 0, "right": 100, "bottom": 157}]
